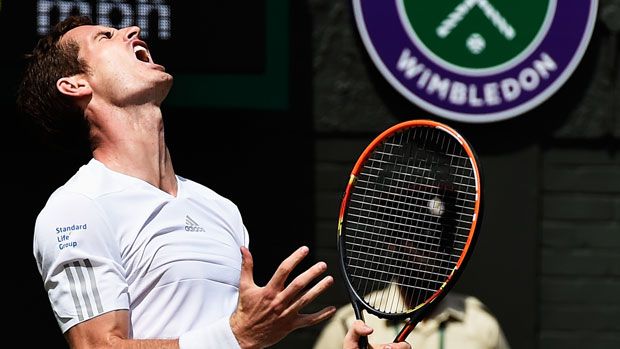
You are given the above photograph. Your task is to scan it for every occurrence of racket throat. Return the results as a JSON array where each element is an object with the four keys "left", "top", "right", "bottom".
[
  {"left": 394, "top": 319, "right": 416, "bottom": 343},
  {"left": 352, "top": 300, "right": 366, "bottom": 323}
]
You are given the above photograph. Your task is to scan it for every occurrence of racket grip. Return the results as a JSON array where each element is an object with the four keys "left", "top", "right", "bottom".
[{"left": 358, "top": 335, "right": 368, "bottom": 349}]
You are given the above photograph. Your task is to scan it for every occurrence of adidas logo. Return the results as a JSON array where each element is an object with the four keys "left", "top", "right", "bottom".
[{"left": 185, "top": 215, "right": 205, "bottom": 232}]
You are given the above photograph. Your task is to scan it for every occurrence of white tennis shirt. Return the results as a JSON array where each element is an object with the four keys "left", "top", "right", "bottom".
[{"left": 33, "top": 158, "right": 248, "bottom": 347}]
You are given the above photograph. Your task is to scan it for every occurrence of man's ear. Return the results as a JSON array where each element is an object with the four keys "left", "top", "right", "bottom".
[{"left": 56, "top": 75, "right": 91, "bottom": 97}]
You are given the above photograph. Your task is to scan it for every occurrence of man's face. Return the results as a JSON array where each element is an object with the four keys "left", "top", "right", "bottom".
[{"left": 60, "top": 24, "right": 173, "bottom": 106}]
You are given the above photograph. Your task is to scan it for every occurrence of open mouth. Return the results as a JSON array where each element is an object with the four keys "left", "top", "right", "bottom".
[{"left": 133, "top": 44, "right": 151, "bottom": 63}]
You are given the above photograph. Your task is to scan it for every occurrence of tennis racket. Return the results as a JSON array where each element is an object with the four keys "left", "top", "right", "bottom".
[{"left": 336, "top": 119, "right": 483, "bottom": 348}]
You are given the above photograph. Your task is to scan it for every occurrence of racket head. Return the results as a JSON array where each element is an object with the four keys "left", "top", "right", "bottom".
[{"left": 337, "top": 119, "right": 483, "bottom": 325}]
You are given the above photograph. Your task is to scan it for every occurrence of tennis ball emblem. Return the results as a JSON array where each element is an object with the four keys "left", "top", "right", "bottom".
[{"left": 466, "top": 33, "right": 486, "bottom": 55}]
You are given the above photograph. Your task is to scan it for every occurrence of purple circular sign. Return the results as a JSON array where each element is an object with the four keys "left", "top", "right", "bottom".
[{"left": 352, "top": 0, "right": 599, "bottom": 123}]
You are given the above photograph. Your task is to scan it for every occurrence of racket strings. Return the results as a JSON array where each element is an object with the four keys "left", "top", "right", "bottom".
[
  {"left": 347, "top": 195, "right": 475, "bottom": 231},
  {"left": 345, "top": 229, "right": 466, "bottom": 262},
  {"left": 343, "top": 126, "right": 478, "bottom": 315},
  {"left": 351, "top": 178, "right": 476, "bottom": 215}
]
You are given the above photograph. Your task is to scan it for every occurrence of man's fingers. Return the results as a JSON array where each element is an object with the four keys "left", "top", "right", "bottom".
[
  {"left": 239, "top": 246, "right": 255, "bottom": 288},
  {"left": 278, "top": 261, "right": 329, "bottom": 302},
  {"left": 352, "top": 319, "right": 373, "bottom": 336},
  {"left": 292, "top": 305, "right": 337, "bottom": 329},
  {"left": 344, "top": 320, "right": 412, "bottom": 349},
  {"left": 288, "top": 274, "right": 334, "bottom": 312},
  {"left": 344, "top": 319, "right": 373, "bottom": 348},
  {"left": 384, "top": 342, "right": 412, "bottom": 349},
  {"left": 266, "top": 246, "right": 309, "bottom": 289}
]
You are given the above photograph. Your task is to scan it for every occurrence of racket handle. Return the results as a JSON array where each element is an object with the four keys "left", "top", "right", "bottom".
[
  {"left": 351, "top": 300, "right": 368, "bottom": 348},
  {"left": 358, "top": 334, "right": 369, "bottom": 349}
]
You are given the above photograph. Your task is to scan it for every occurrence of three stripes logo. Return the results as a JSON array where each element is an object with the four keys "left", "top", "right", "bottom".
[
  {"left": 185, "top": 215, "right": 205, "bottom": 232},
  {"left": 352, "top": 0, "right": 598, "bottom": 123},
  {"left": 63, "top": 259, "right": 104, "bottom": 323}
]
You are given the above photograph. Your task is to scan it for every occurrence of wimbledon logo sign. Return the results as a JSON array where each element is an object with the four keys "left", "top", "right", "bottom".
[{"left": 352, "top": 0, "right": 598, "bottom": 123}]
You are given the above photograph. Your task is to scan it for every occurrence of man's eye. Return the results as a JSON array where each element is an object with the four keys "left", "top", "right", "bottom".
[{"left": 99, "top": 32, "right": 112, "bottom": 40}]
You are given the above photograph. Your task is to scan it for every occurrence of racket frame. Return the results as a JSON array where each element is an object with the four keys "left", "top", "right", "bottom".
[{"left": 336, "top": 119, "right": 484, "bottom": 341}]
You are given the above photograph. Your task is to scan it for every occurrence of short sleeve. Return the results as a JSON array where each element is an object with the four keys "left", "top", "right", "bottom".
[{"left": 33, "top": 191, "right": 129, "bottom": 333}]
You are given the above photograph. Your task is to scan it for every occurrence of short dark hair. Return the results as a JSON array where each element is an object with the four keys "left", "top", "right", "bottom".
[{"left": 16, "top": 15, "right": 93, "bottom": 148}]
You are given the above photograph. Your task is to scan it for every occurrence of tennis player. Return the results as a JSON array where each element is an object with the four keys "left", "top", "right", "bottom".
[{"left": 17, "top": 15, "right": 410, "bottom": 349}]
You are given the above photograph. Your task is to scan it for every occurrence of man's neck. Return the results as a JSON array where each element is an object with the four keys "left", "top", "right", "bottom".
[{"left": 90, "top": 106, "right": 178, "bottom": 196}]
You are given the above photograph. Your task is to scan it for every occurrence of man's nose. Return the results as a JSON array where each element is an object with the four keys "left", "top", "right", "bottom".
[{"left": 122, "top": 26, "right": 141, "bottom": 41}]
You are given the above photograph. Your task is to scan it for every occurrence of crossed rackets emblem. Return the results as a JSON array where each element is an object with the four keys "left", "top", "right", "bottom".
[{"left": 435, "top": 0, "right": 515, "bottom": 55}]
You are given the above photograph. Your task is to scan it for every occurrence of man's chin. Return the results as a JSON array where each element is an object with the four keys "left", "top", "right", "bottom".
[{"left": 156, "top": 77, "right": 174, "bottom": 100}]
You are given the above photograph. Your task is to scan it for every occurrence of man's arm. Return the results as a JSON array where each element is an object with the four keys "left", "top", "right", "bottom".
[
  {"left": 65, "top": 310, "right": 178, "bottom": 349},
  {"left": 65, "top": 247, "right": 401, "bottom": 349},
  {"left": 66, "top": 246, "right": 336, "bottom": 349}
]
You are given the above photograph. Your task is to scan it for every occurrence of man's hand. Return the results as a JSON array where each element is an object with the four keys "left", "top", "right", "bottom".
[
  {"left": 344, "top": 320, "right": 412, "bottom": 349},
  {"left": 230, "top": 246, "right": 336, "bottom": 349}
]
